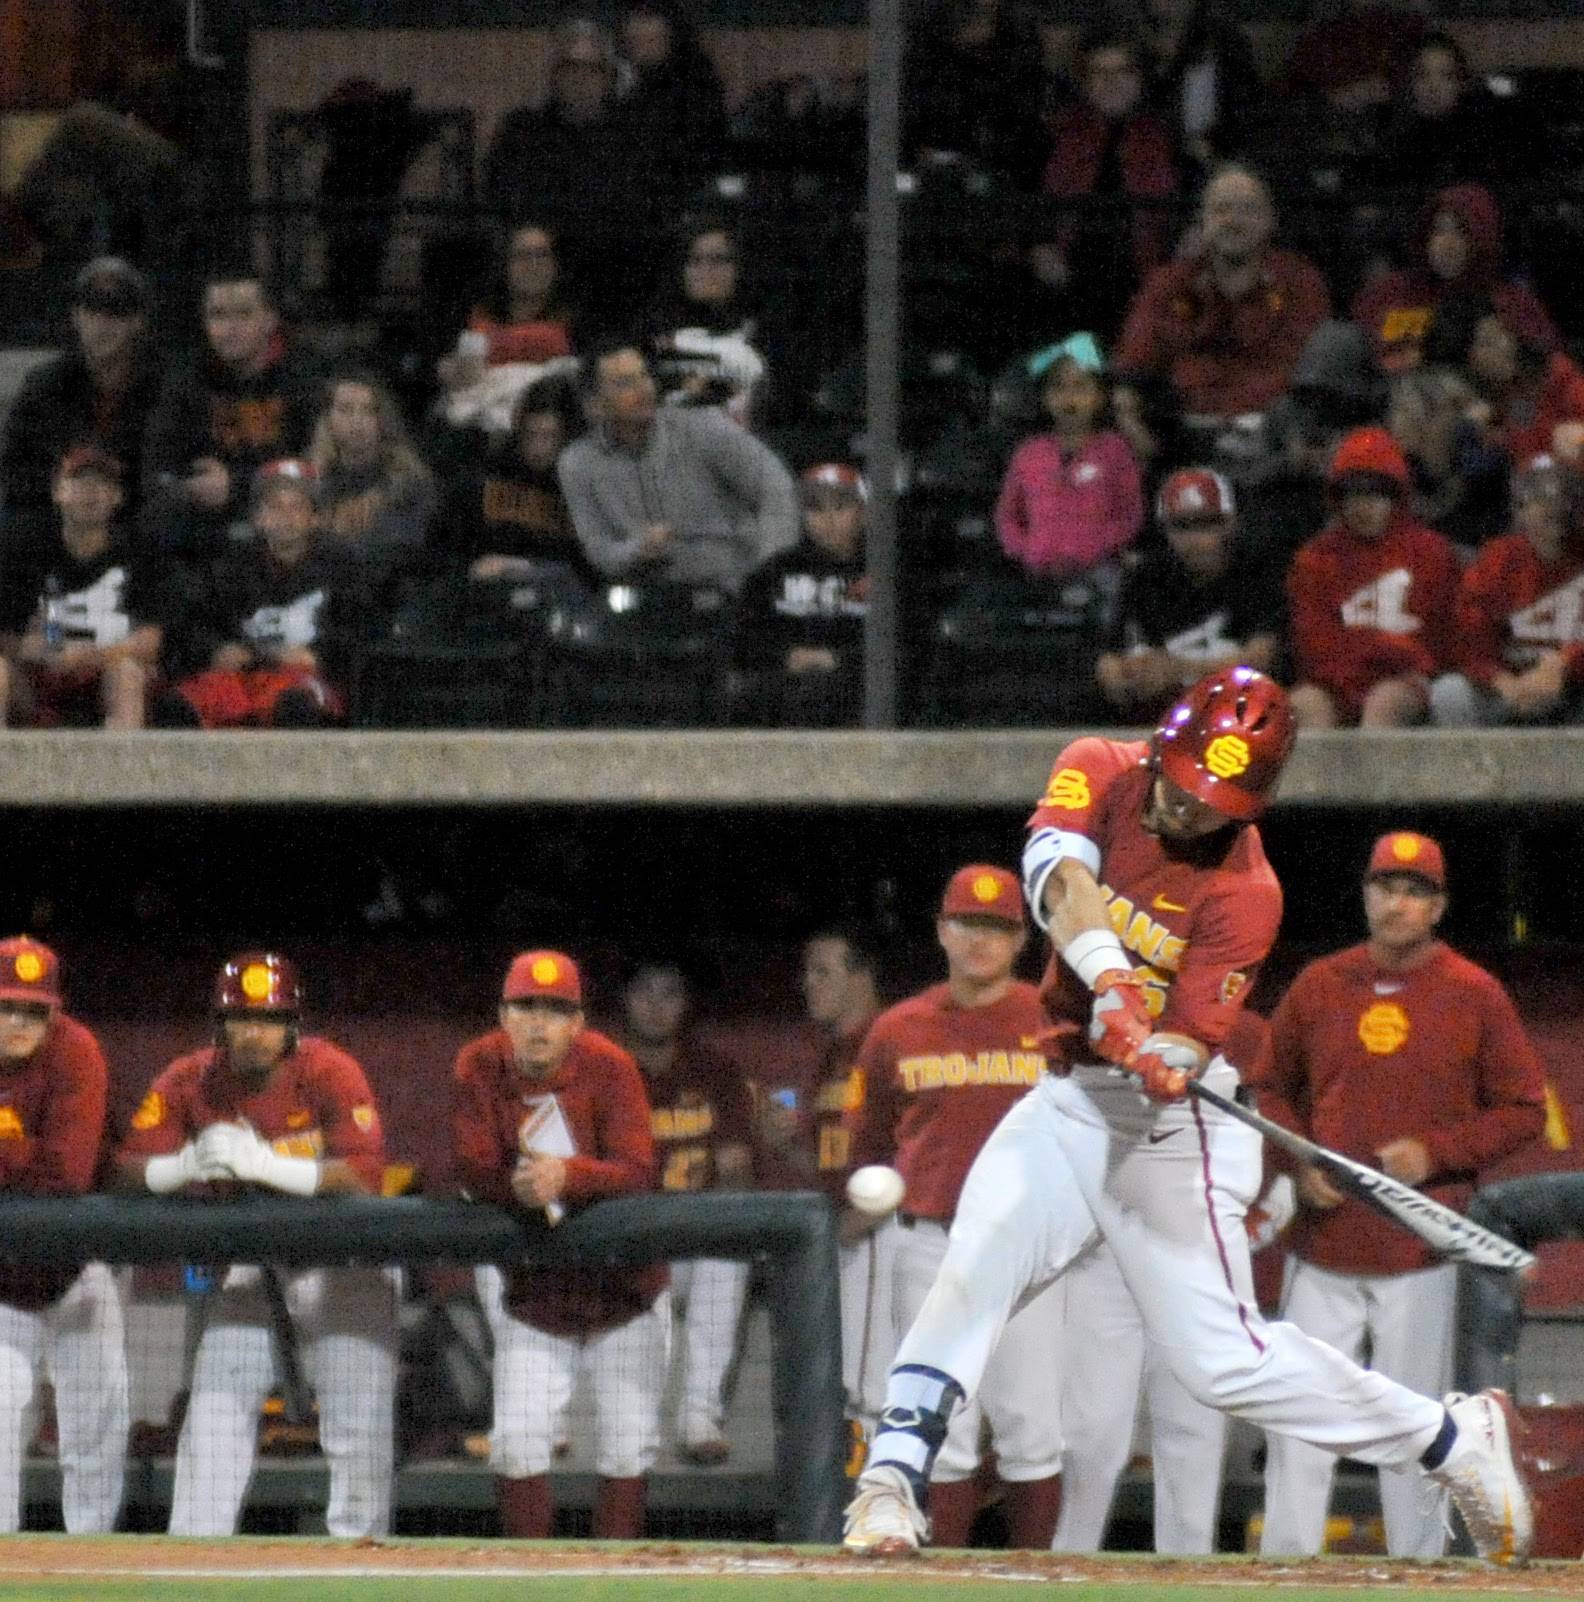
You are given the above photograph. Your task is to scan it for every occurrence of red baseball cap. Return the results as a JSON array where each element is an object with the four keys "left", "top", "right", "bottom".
[
  {"left": 939, "top": 864, "right": 1023, "bottom": 926},
  {"left": 0, "top": 937, "right": 61, "bottom": 1008},
  {"left": 1366, "top": 831, "right": 1446, "bottom": 890},
  {"left": 1157, "top": 467, "right": 1234, "bottom": 526},
  {"left": 503, "top": 949, "right": 583, "bottom": 1005}
]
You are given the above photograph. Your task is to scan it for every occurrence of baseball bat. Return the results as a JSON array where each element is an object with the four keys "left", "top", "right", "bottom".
[
  {"left": 260, "top": 1264, "right": 313, "bottom": 1426},
  {"left": 1186, "top": 1079, "right": 1536, "bottom": 1273}
]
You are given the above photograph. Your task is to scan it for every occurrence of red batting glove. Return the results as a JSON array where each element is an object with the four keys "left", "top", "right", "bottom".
[
  {"left": 1130, "top": 1049, "right": 1189, "bottom": 1104},
  {"left": 1088, "top": 968, "right": 1151, "bottom": 1067}
]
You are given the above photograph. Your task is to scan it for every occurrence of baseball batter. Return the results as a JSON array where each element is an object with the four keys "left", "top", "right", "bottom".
[
  {"left": 842, "top": 864, "right": 1062, "bottom": 1548},
  {"left": 621, "top": 959, "right": 754, "bottom": 1465},
  {"left": 843, "top": 666, "right": 1535, "bottom": 1567},
  {"left": 453, "top": 950, "right": 667, "bottom": 1541},
  {"left": 1254, "top": 830, "right": 1545, "bottom": 1557},
  {"left": 114, "top": 951, "right": 396, "bottom": 1538},
  {"left": 0, "top": 936, "right": 128, "bottom": 1534}
]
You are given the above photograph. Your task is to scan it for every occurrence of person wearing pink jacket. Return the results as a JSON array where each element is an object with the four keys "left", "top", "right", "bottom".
[{"left": 995, "top": 342, "right": 1145, "bottom": 579}]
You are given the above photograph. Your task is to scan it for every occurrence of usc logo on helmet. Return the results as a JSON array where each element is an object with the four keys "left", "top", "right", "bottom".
[
  {"left": 1204, "top": 735, "right": 1252, "bottom": 780},
  {"left": 1040, "top": 768, "right": 1091, "bottom": 810},
  {"left": 1358, "top": 1002, "right": 1410, "bottom": 1056}
]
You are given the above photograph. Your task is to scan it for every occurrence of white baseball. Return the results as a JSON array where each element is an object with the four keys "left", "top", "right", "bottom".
[{"left": 846, "top": 1163, "right": 906, "bottom": 1217}]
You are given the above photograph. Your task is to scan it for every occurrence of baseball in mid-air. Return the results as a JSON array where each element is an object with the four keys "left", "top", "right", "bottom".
[{"left": 846, "top": 1163, "right": 906, "bottom": 1217}]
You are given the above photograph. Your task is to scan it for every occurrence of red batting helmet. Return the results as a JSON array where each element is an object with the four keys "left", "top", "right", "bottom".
[
  {"left": 1152, "top": 666, "right": 1295, "bottom": 822},
  {"left": 214, "top": 951, "right": 302, "bottom": 1014}
]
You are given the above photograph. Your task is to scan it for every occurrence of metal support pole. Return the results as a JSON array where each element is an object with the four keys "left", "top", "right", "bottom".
[{"left": 863, "top": 0, "right": 903, "bottom": 728}]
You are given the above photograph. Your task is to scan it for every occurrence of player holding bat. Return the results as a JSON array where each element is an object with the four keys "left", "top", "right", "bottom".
[
  {"left": 844, "top": 667, "right": 1536, "bottom": 1567},
  {"left": 453, "top": 950, "right": 665, "bottom": 1541},
  {"left": 1253, "top": 830, "right": 1546, "bottom": 1558}
]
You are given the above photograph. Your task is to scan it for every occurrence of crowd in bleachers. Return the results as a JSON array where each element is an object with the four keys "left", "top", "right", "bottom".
[{"left": 5, "top": 0, "right": 1584, "bottom": 730}]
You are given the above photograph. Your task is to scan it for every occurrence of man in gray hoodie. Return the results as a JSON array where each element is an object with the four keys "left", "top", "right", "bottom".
[{"left": 557, "top": 341, "right": 798, "bottom": 592}]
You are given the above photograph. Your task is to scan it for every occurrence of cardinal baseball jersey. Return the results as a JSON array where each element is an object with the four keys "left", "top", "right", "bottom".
[
  {"left": 810, "top": 1020, "right": 872, "bottom": 1200},
  {"left": 1451, "top": 533, "right": 1584, "bottom": 685},
  {"left": 644, "top": 1039, "right": 754, "bottom": 1194},
  {"left": 1252, "top": 941, "right": 1546, "bottom": 1274},
  {"left": 118, "top": 1036, "right": 386, "bottom": 1191},
  {"left": 0, "top": 1013, "right": 110, "bottom": 1309},
  {"left": 844, "top": 981, "right": 1049, "bottom": 1219},
  {"left": 1027, "top": 736, "right": 1282, "bottom": 1061},
  {"left": 452, "top": 1026, "right": 665, "bottom": 1335}
]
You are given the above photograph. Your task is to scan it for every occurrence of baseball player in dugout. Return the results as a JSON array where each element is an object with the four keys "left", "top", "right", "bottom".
[
  {"left": 842, "top": 864, "right": 1062, "bottom": 1549},
  {"left": 113, "top": 951, "right": 396, "bottom": 1538},
  {"left": 1253, "top": 830, "right": 1546, "bottom": 1558},
  {"left": 843, "top": 666, "right": 1537, "bottom": 1567},
  {"left": 619, "top": 958, "right": 754, "bottom": 1466},
  {"left": 753, "top": 925, "right": 888, "bottom": 1444},
  {"left": 452, "top": 950, "right": 666, "bottom": 1541},
  {"left": 0, "top": 937, "right": 128, "bottom": 1534}
]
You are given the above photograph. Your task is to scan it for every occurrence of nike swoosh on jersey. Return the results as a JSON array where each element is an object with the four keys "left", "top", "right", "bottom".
[
  {"left": 1152, "top": 894, "right": 1188, "bottom": 913},
  {"left": 1147, "top": 1128, "right": 1180, "bottom": 1144}
]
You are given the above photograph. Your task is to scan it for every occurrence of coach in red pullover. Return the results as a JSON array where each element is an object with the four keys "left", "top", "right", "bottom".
[{"left": 1287, "top": 426, "right": 1460, "bottom": 727}]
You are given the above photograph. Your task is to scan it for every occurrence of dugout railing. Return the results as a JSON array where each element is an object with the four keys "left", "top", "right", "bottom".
[{"left": 0, "top": 1192, "right": 846, "bottom": 1542}]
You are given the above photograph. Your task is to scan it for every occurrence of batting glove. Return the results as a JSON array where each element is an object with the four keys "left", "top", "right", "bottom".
[
  {"left": 199, "top": 1122, "right": 320, "bottom": 1196},
  {"left": 1130, "top": 1031, "right": 1203, "bottom": 1104},
  {"left": 144, "top": 1140, "right": 209, "bottom": 1194},
  {"left": 1088, "top": 969, "right": 1152, "bottom": 1066}
]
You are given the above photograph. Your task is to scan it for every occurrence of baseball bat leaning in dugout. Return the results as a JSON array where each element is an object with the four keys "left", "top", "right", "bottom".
[
  {"left": 1186, "top": 1079, "right": 1536, "bottom": 1273},
  {"left": 260, "top": 1264, "right": 313, "bottom": 1425}
]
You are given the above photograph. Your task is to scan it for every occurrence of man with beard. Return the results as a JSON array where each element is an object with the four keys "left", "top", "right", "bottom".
[{"left": 114, "top": 952, "right": 395, "bottom": 1538}]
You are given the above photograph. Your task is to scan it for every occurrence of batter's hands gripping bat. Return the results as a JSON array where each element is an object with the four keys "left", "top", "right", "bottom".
[
  {"left": 517, "top": 1094, "right": 575, "bottom": 1226},
  {"left": 1187, "top": 1079, "right": 1535, "bottom": 1273}
]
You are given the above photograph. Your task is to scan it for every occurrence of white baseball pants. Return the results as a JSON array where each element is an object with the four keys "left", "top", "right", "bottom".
[
  {"left": 0, "top": 1264, "right": 128, "bottom": 1533},
  {"left": 1054, "top": 1235, "right": 1232, "bottom": 1552},
  {"left": 670, "top": 1257, "right": 750, "bottom": 1445},
  {"left": 1260, "top": 1258, "right": 1458, "bottom": 1557},
  {"left": 893, "top": 1217, "right": 1063, "bottom": 1483},
  {"left": 889, "top": 1065, "right": 1445, "bottom": 1481},
  {"left": 169, "top": 1265, "right": 397, "bottom": 1538},
  {"left": 490, "top": 1292, "right": 670, "bottom": 1479},
  {"left": 840, "top": 1219, "right": 899, "bottom": 1437}
]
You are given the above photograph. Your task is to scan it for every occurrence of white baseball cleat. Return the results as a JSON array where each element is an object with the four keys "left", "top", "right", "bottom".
[
  {"left": 842, "top": 1464, "right": 928, "bottom": 1556},
  {"left": 1429, "top": 1390, "right": 1533, "bottom": 1566}
]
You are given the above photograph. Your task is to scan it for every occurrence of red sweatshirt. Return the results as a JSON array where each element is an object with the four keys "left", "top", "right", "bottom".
[
  {"left": 1453, "top": 533, "right": 1584, "bottom": 686},
  {"left": 1252, "top": 942, "right": 1545, "bottom": 1274},
  {"left": 1286, "top": 513, "right": 1461, "bottom": 719}
]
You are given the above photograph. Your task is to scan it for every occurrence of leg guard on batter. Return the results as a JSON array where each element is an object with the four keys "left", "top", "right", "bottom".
[{"left": 865, "top": 1365, "right": 964, "bottom": 1498}]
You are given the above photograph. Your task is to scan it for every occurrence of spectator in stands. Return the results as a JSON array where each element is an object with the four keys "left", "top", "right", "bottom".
[
  {"left": 453, "top": 949, "right": 664, "bottom": 1539},
  {"left": 734, "top": 462, "right": 868, "bottom": 727},
  {"left": 557, "top": 341, "right": 799, "bottom": 591},
  {"left": 1372, "top": 33, "right": 1507, "bottom": 196},
  {"left": 445, "top": 373, "right": 588, "bottom": 582},
  {"left": 0, "top": 256, "right": 160, "bottom": 523},
  {"left": 161, "top": 460, "right": 363, "bottom": 729},
  {"left": 1386, "top": 366, "right": 1509, "bottom": 551},
  {"left": 1139, "top": 0, "right": 1267, "bottom": 169},
  {"left": 142, "top": 267, "right": 321, "bottom": 561},
  {"left": 1096, "top": 466, "right": 1282, "bottom": 719},
  {"left": 310, "top": 373, "right": 436, "bottom": 592},
  {"left": 903, "top": 0, "right": 1054, "bottom": 189},
  {"left": 1113, "top": 164, "right": 1330, "bottom": 439},
  {"left": 994, "top": 336, "right": 1144, "bottom": 580},
  {"left": 1463, "top": 307, "right": 1584, "bottom": 471},
  {"left": 482, "top": 19, "right": 648, "bottom": 322},
  {"left": 445, "top": 224, "right": 577, "bottom": 376},
  {"left": 0, "top": 447, "right": 172, "bottom": 730},
  {"left": 1286, "top": 425, "right": 1460, "bottom": 728},
  {"left": 0, "top": 937, "right": 128, "bottom": 1537},
  {"left": 619, "top": 957, "right": 753, "bottom": 1465},
  {"left": 752, "top": 923, "right": 887, "bottom": 1440},
  {"left": 1042, "top": 26, "right": 1181, "bottom": 341},
  {"left": 1351, "top": 185, "right": 1558, "bottom": 377},
  {"left": 643, "top": 221, "right": 768, "bottom": 426},
  {"left": 617, "top": 2, "right": 729, "bottom": 195},
  {"left": 1430, "top": 453, "right": 1584, "bottom": 726}
]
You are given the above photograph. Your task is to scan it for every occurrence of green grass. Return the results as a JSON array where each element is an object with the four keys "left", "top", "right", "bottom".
[{"left": 0, "top": 1581, "right": 1554, "bottom": 1602}]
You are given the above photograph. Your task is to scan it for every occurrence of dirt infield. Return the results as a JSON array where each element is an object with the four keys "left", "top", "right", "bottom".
[{"left": 0, "top": 1538, "right": 1580, "bottom": 1592}]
